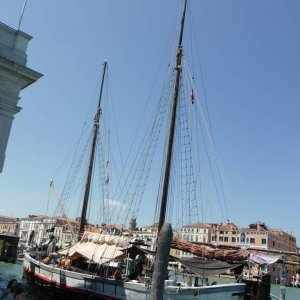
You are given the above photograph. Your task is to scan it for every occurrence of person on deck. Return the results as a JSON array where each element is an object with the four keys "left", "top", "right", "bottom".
[
  {"left": 113, "top": 267, "right": 123, "bottom": 281},
  {"left": 129, "top": 254, "right": 145, "bottom": 281}
]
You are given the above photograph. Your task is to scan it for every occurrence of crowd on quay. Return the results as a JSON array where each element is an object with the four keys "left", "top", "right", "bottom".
[{"left": 0, "top": 279, "right": 24, "bottom": 300}]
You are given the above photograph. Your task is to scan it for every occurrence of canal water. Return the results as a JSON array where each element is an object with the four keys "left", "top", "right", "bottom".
[
  {"left": 0, "top": 261, "right": 63, "bottom": 300},
  {"left": 1, "top": 261, "right": 300, "bottom": 299}
]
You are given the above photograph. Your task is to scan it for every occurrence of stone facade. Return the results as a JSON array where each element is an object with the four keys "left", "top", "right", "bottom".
[
  {"left": 0, "top": 215, "right": 20, "bottom": 235},
  {"left": 132, "top": 224, "right": 159, "bottom": 252},
  {"left": 153, "top": 220, "right": 297, "bottom": 283},
  {"left": 179, "top": 223, "right": 211, "bottom": 258},
  {"left": 211, "top": 222, "right": 239, "bottom": 246},
  {"left": 206, "top": 221, "right": 297, "bottom": 284},
  {"left": 0, "top": 22, "right": 42, "bottom": 172},
  {"left": 19, "top": 215, "right": 79, "bottom": 247},
  {"left": 239, "top": 222, "right": 297, "bottom": 284}
]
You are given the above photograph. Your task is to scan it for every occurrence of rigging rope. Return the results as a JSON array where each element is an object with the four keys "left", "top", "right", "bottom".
[
  {"left": 189, "top": 9, "right": 231, "bottom": 222},
  {"left": 183, "top": 57, "right": 229, "bottom": 222}
]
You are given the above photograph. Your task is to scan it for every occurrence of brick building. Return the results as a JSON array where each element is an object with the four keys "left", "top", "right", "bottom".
[
  {"left": 239, "top": 221, "right": 298, "bottom": 284},
  {"left": 211, "top": 221, "right": 239, "bottom": 246}
]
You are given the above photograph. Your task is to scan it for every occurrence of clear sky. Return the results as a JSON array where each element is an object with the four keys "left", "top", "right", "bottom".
[{"left": 1, "top": 1, "right": 300, "bottom": 243}]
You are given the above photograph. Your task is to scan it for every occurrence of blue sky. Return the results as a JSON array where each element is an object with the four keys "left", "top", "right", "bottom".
[{"left": 1, "top": 1, "right": 300, "bottom": 243}]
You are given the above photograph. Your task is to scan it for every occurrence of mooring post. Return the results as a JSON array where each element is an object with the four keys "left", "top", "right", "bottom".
[
  {"left": 151, "top": 223, "right": 173, "bottom": 300},
  {"left": 280, "top": 255, "right": 286, "bottom": 300}
]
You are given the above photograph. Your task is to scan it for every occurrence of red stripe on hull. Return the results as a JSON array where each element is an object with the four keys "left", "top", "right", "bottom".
[{"left": 23, "top": 266, "right": 121, "bottom": 300}]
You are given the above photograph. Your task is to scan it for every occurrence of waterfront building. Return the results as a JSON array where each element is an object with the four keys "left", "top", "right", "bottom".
[
  {"left": 239, "top": 221, "right": 298, "bottom": 284},
  {"left": 132, "top": 224, "right": 159, "bottom": 252},
  {"left": 181, "top": 222, "right": 211, "bottom": 243},
  {"left": 170, "top": 229, "right": 182, "bottom": 258},
  {"left": 131, "top": 223, "right": 182, "bottom": 255},
  {"left": 0, "top": 22, "right": 42, "bottom": 173},
  {"left": 113, "top": 220, "right": 298, "bottom": 282},
  {"left": 58, "top": 219, "right": 81, "bottom": 247},
  {"left": 210, "top": 221, "right": 239, "bottom": 246},
  {"left": 19, "top": 215, "right": 64, "bottom": 246},
  {"left": 178, "top": 220, "right": 298, "bottom": 284},
  {"left": 238, "top": 222, "right": 269, "bottom": 249},
  {"left": 141, "top": 223, "right": 159, "bottom": 233},
  {"left": 174, "top": 223, "right": 211, "bottom": 258},
  {"left": 19, "top": 215, "right": 81, "bottom": 247},
  {"left": 0, "top": 215, "right": 20, "bottom": 236}
]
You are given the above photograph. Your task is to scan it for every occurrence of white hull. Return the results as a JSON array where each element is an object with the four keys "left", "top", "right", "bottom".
[{"left": 23, "top": 253, "right": 246, "bottom": 299}]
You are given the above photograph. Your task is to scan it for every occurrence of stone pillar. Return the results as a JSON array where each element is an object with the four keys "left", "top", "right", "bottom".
[{"left": 0, "top": 22, "right": 42, "bottom": 172}]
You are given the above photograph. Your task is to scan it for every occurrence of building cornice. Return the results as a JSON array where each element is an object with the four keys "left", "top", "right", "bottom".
[
  {"left": 0, "top": 22, "right": 32, "bottom": 40},
  {"left": 0, "top": 56, "right": 43, "bottom": 89}
]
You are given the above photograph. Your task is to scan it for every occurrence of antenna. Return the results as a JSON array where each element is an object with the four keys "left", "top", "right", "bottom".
[{"left": 17, "top": 0, "right": 29, "bottom": 31}]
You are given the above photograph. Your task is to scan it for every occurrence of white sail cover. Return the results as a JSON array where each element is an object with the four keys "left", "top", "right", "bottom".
[
  {"left": 59, "top": 231, "right": 130, "bottom": 264},
  {"left": 248, "top": 253, "right": 280, "bottom": 265}
]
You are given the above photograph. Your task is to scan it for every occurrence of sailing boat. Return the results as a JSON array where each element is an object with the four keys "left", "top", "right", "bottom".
[{"left": 22, "top": 1, "right": 266, "bottom": 299}]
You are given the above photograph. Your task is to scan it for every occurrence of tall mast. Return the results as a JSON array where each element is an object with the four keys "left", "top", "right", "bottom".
[
  {"left": 78, "top": 60, "right": 108, "bottom": 240},
  {"left": 158, "top": 0, "right": 187, "bottom": 233}
]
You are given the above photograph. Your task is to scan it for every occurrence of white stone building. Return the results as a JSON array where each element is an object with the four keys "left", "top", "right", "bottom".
[
  {"left": 0, "top": 22, "right": 42, "bottom": 172},
  {"left": 180, "top": 223, "right": 211, "bottom": 257},
  {"left": 19, "top": 215, "right": 78, "bottom": 247}
]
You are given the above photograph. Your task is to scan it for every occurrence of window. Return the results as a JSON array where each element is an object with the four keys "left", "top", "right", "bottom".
[
  {"left": 219, "top": 236, "right": 223, "bottom": 242},
  {"left": 246, "top": 238, "right": 249, "bottom": 243},
  {"left": 241, "top": 233, "right": 245, "bottom": 243},
  {"left": 232, "top": 231, "right": 236, "bottom": 235},
  {"left": 232, "top": 237, "right": 236, "bottom": 242},
  {"left": 224, "top": 237, "right": 228, "bottom": 242},
  {"left": 262, "top": 238, "right": 266, "bottom": 244},
  {"left": 250, "top": 238, "right": 255, "bottom": 244},
  {"left": 220, "top": 231, "right": 224, "bottom": 234},
  {"left": 273, "top": 241, "right": 275, "bottom": 247}
]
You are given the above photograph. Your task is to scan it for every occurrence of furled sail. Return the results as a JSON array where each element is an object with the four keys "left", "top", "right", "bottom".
[
  {"left": 171, "top": 239, "right": 247, "bottom": 262},
  {"left": 59, "top": 231, "right": 130, "bottom": 264}
]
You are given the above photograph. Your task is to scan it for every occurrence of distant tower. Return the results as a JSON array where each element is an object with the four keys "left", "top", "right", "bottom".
[
  {"left": 129, "top": 218, "right": 137, "bottom": 231},
  {"left": 0, "top": 22, "right": 42, "bottom": 172}
]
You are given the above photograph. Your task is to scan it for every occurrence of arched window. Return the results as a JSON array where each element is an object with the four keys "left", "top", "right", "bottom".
[{"left": 241, "top": 232, "right": 245, "bottom": 243}]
